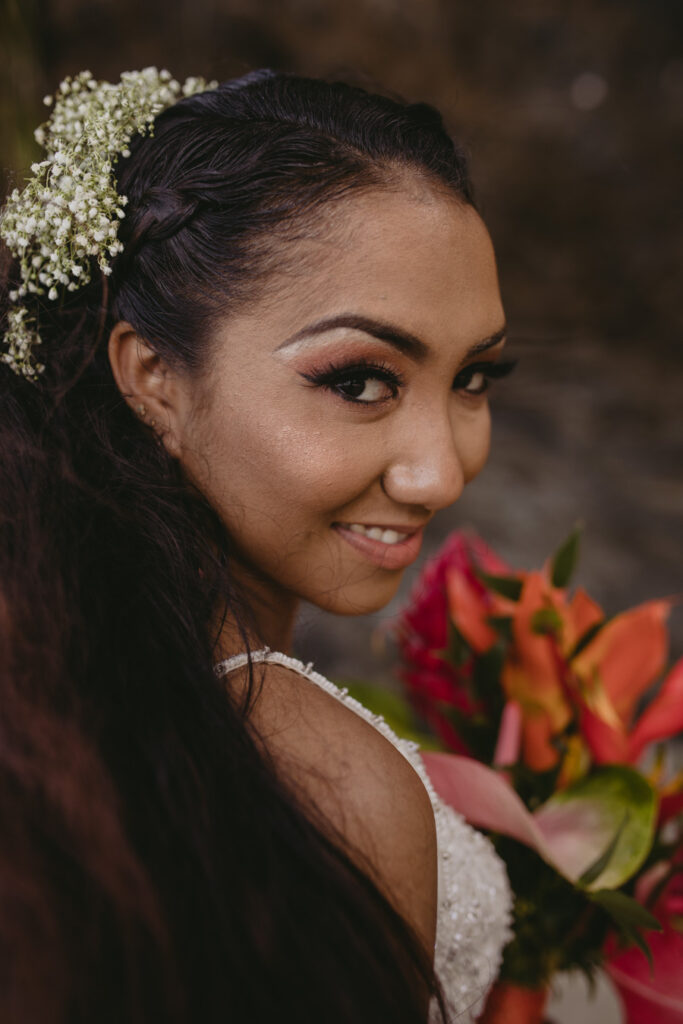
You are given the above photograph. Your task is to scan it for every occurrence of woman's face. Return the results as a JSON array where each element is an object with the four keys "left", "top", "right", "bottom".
[{"left": 175, "top": 186, "right": 506, "bottom": 622}]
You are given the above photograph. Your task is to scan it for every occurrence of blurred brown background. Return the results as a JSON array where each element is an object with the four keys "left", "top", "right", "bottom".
[{"left": 2, "top": 0, "right": 682, "bottom": 680}]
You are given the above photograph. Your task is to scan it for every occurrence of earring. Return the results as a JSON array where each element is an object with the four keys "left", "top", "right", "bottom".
[{"left": 136, "top": 403, "right": 147, "bottom": 417}]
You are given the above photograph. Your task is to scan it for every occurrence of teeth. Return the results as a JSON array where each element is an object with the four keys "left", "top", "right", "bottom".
[{"left": 343, "top": 523, "right": 409, "bottom": 545}]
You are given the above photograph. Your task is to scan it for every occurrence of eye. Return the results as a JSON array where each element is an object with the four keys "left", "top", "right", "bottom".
[
  {"left": 453, "top": 358, "right": 518, "bottom": 397},
  {"left": 300, "top": 360, "right": 404, "bottom": 405},
  {"left": 332, "top": 374, "right": 396, "bottom": 403},
  {"left": 460, "top": 368, "right": 488, "bottom": 395}
]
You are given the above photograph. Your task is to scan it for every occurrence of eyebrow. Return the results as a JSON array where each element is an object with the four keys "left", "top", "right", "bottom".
[{"left": 275, "top": 313, "right": 507, "bottom": 362}]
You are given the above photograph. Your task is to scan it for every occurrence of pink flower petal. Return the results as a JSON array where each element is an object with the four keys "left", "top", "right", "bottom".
[
  {"left": 421, "top": 752, "right": 633, "bottom": 885},
  {"left": 421, "top": 751, "right": 553, "bottom": 857},
  {"left": 493, "top": 701, "right": 523, "bottom": 767}
]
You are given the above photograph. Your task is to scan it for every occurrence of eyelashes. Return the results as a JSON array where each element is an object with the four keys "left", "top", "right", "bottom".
[
  {"left": 300, "top": 356, "right": 518, "bottom": 405},
  {"left": 300, "top": 360, "right": 404, "bottom": 403},
  {"left": 455, "top": 358, "right": 518, "bottom": 394}
]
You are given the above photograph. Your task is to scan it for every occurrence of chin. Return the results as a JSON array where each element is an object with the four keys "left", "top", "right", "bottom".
[{"left": 307, "top": 572, "right": 403, "bottom": 617}]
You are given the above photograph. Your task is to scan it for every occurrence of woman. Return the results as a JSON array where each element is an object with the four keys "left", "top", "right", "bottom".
[{"left": 0, "top": 69, "right": 515, "bottom": 1022}]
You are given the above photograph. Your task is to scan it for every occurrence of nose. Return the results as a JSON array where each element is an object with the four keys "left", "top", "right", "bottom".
[{"left": 381, "top": 407, "right": 467, "bottom": 512}]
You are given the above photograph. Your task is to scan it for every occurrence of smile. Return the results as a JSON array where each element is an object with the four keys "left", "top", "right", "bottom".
[
  {"left": 345, "top": 523, "right": 410, "bottom": 545},
  {"left": 331, "top": 521, "right": 425, "bottom": 570}
]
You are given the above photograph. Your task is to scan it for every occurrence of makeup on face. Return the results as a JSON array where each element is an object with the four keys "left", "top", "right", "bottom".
[
  {"left": 274, "top": 318, "right": 515, "bottom": 411},
  {"left": 330, "top": 520, "right": 426, "bottom": 570},
  {"left": 176, "top": 189, "right": 514, "bottom": 637}
]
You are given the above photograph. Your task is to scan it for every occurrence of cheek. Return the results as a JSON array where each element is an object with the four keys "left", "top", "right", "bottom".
[
  {"left": 257, "top": 422, "right": 355, "bottom": 514},
  {"left": 187, "top": 399, "right": 379, "bottom": 532},
  {"left": 458, "top": 406, "right": 492, "bottom": 484}
]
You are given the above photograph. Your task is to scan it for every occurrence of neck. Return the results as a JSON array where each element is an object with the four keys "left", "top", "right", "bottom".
[{"left": 214, "top": 566, "right": 299, "bottom": 660}]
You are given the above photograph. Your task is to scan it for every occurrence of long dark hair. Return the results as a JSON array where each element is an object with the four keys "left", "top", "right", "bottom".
[{"left": 0, "top": 70, "right": 474, "bottom": 1023}]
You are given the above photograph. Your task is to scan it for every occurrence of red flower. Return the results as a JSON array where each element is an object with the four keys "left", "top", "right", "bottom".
[
  {"left": 396, "top": 531, "right": 509, "bottom": 753},
  {"left": 398, "top": 528, "right": 683, "bottom": 778},
  {"left": 606, "top": 847, "right": 683, "bottom": 1022}
]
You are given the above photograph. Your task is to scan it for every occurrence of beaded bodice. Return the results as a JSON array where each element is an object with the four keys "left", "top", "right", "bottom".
[{"left": 214, "top": 648, "right": 513, "bottom": 1023}]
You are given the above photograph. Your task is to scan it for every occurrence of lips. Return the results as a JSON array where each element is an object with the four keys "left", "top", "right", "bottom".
[
  {"left": 331, "top": 521, "right": 425, "bottom": 570},
  {"left": 345, "top": 523, "right": 410, "bottom": 545}
]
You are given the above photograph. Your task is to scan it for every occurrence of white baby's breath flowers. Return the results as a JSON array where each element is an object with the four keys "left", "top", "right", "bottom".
[{"left": 0, "top": 67, "right": 216, "bottom": 381}]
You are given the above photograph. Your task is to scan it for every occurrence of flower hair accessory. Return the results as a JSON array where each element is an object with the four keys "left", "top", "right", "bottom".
[{"left": 0, "top": 67, "right": 216, "bottom": 380}]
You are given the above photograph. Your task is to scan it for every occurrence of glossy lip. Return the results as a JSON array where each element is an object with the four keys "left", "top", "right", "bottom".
[{"left": 331, "top": 522, "right": 425, "bottom": 570}]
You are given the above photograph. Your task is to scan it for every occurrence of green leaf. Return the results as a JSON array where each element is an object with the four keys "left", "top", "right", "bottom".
[
  {"left": 492, "top": 834, "right": 613, "bottom": 985},
  {"left": 535, "top": 766, "right": 658, "bottom": 890},
  {"left": 578, "top": 814, "right": 628, "bottom": 887},
  {"left": 589, "top": 889, "right": 662, "bottom": 968},
  {"left": 531, "top": 607, "right": 564, "bottom": 636},
  {"left": 588, "top": 890, "right": 662, "bottom": 933},
  {"left": 551, "top": 523, "right": 582, "bottom": 589},
  {"left": 626, "top": 928, "right": 656, "bottom": 972},
  {"left": 340, "top": 680, "right": 443, "bottom": 750},
  {"left": 476, "top": 570, "right": 523, "bottom": 601}
]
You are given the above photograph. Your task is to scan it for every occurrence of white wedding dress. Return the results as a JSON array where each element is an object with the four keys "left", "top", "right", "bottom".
[{"left": 215, "top": 648, "right": 513, "bottom": 1023}]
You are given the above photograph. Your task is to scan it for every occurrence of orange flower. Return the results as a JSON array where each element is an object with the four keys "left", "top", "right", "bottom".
[
  {"left": 409, "top": 528, "right": 683, "bottom": 775},
  {"left": 498, "top": 572, "right": 572, "bottom": 771},
  {"left": 561, "top": 586, "right": 604, "bottom": 653},
  {"left": 446, "top": 562, "right": 606, "bottom": 772},
  {"left": 572, "top": 599, "right": 683, "bottom": 764},
  {"left": 445, "top": 565, "right": 498, "bottom": 653}
]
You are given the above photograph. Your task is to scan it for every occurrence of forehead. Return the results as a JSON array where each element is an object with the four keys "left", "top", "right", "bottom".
[
  {"left": 205, "top": 186, "right": 504, "bottom": 376},
  {"left": 264, "top": 188, "right": 502, "bottom": 339}
]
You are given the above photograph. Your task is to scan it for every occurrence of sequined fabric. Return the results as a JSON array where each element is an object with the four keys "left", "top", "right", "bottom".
[{"left": 215, "top": 648, "right": 513, "bottom": 1023}]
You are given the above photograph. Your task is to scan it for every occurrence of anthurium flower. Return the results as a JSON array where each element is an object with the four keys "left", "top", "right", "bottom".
[
  {"left": 573, "top": 599, "right": 671, "bottom": 722},
  {"left": 421, "top": 751, "right": 657, "bottom": 890},
  {"left": 573, "top": 597, "right": 683, "bottom": 763}
]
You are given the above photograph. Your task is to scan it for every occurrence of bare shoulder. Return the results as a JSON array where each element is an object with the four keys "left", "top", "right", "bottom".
[{"left": 225, "top": 658, "right": 438, "bottom": 955}]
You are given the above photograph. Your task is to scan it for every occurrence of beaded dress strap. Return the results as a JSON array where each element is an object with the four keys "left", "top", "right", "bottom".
[
  {"left": 215, "top": 648, "right": 514, "bottom": 1024},
  {"left": 214, "top": 646, "right": 442, "bottom": 809}
]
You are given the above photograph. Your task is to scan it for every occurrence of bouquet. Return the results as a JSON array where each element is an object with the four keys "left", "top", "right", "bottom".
[{"left": 351, "top": 527, "right": 683, "bottom": 1021}]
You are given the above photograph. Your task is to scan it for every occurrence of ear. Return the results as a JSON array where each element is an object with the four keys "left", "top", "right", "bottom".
[{"left": 108, "top": 321, "right": 186, "bottom": 458}]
